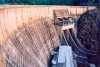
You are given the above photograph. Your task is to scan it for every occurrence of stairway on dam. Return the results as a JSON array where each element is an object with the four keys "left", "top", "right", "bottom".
[{"left": 0, "top": 18, "right": 60, "bottom": 67}]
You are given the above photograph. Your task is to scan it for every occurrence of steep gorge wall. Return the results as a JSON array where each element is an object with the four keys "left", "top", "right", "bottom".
[
  {"left": 0, "top": 5, "right": 96, "bottom": 44},
  {"left": 1, "top": 18, "right": 60, "bottom": 67}
]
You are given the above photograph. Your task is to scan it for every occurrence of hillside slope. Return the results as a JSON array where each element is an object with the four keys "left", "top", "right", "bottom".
[{"left": 77, "top": 8, "right": 100, "bottom": 52}]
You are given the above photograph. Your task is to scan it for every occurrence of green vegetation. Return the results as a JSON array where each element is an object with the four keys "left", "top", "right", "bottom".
[{"left": 0, "top": 0, "right": 99, "bottom": 5}]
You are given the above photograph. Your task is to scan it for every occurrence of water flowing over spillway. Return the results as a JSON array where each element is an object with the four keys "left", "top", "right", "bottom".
[{"left": 0, "top": 18, "right": 60, "bottom": 67}]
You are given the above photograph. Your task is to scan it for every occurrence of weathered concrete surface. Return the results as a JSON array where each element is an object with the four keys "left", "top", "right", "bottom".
[
  {"left": 0, "top": 5, "right": 96, "bottom": 44},
  {"left": 1, "top": 18, "right": 60, "bottom": 67},
  {"left": 0, "top": 51, "right": 4, "bottom": 67},
  {"left": 0, "top": 5, "right": 97, "bottom": 67},
  {"left": 62, "top": 24, "right": 74, "bottom": 30}
]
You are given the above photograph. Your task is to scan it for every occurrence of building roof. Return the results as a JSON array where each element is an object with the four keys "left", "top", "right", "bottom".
[
  {"left": 58, "top": 46, "right": 74, "bottom": 67},
  {"left": 54, "top": 10, "right": 69, "bottom": 18},
  {"left": 58, "top": 46, "right": 71, "bottom": 63}
]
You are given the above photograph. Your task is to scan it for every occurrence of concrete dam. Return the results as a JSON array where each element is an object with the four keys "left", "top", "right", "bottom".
[{"left": 0, "top": 5, "right": 96, "bottom": 67}]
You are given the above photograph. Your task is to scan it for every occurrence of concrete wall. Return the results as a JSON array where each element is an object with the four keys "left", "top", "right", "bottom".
[
  {"left": 0, "top": 5, "right": 96, "bottom": 67},
  {"left": 1, "top": 18, "right": 60, "bottom": 67},
  {"left": 0, "top": 5, "right": 96, "bottom": 44}
]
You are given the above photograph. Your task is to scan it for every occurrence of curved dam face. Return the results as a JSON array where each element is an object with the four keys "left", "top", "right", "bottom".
[
  {"left": 1, "top": 18, "right": 60, "bottom": 67},
  {"left": 0, "top": 5, "right": 96, "bottom": 44},
  {"left": 0, "top": 5, "right": 96, "bottom": 67}
]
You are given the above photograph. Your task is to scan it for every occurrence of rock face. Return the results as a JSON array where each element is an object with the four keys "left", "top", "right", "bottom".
[
  {"left": 77, "top": 8, "right": 100, "bottom": 66},
  {"left": 1, "top": 18, "right": 60, "bottom": 67},
  {"left": 77, "top": 8, "right": 100, "bottom": 52}
]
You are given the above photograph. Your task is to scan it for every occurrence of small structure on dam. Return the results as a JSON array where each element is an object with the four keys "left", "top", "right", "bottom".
[{"left": 53, "top": 9, "right": 75, "bottom": 45}]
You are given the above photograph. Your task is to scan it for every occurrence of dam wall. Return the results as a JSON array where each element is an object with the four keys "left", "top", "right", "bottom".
[
  {"left": 0, "top": 5, "right": 96, "bottom": 67},
  {"left": 1, "top": 18, "right": 60, "bottom": 67},
  {"left": 0, "top": 5, "right": 96, "bottom": 44}
]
